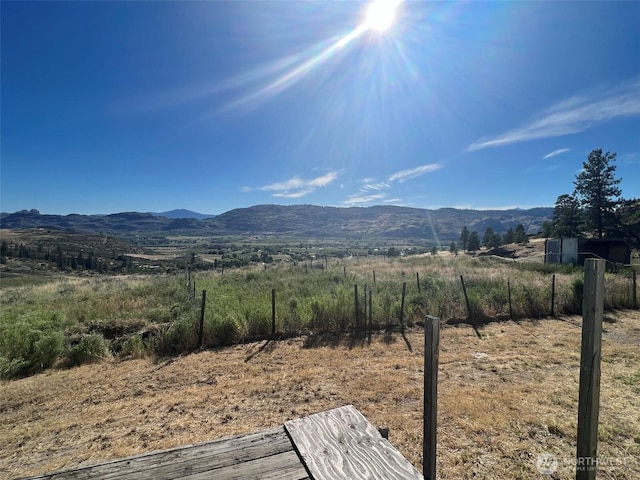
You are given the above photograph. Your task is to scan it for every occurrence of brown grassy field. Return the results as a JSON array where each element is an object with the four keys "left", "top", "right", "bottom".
[{"left": 1, "top": 311, "right": 639, "bottom": 480}]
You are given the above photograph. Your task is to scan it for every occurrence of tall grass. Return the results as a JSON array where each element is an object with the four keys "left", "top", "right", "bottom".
[{"left": 1, "top": 257, "right": 637, "bottom": 379}]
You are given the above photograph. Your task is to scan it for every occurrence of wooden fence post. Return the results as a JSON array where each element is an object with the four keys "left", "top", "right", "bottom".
[
  {"left": 551, "top": 274, "right": 556, "bottom": 317},
  {"left": 400, "top": 282, "right": 407, "bottom": 333},
  {"left": 633, "top": 269, "right": 637, "bottom": 309},
  {"left": 369, "top": 290, "right": 373, "bottom": 331},
  {"left": 373, "top": 270, "right": 376, "bottom": 284},
  {"left": 199, "top": 290, "right": 207, "bottom": 348},
  {"left": 416, "top": 272, "right": 421, "bottom": 293},
  {"left": 576, "top": 258, "right": 605, "bottom": 480},
  {"left": 460, "top": 275, "right": 471, "bottom": 319},
  {"left": 354, "top": 284, "right": 360, "bottom": 330},
  {"left": 424, "top": 315, "right": 440, "bottom": 480},
  {"left": 363, "top": 285, "right": 367, "bottom": 324},
  {"left": 271, "top": 288, "right": 276, "bottom": 334},
  {"left": 508, "top": 279, "right": 513, "bottom": 319}
]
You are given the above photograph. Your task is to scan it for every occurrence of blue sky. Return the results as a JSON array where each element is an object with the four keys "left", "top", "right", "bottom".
[{"left": 2, "top": 0, "right": 639, "bottom": 215}]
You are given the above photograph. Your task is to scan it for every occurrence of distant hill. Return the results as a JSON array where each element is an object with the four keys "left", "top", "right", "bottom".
[
  {"left": 149, "top": 209, "right": 215, "bottom": 220},
  {"left": 0, "top": 205, "right": 553, "bottom": 242}
]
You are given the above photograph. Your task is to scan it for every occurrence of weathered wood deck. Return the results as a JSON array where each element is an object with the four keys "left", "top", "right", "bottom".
[{"left": 25, "top": 405, "right": 423, "bottom": 480}]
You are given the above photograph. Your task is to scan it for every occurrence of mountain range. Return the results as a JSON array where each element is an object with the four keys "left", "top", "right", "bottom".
[{"left": 0, "top": 205, "right": 553, "bottom": 243}]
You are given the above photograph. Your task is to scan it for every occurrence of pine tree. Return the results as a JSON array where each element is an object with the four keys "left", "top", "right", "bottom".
[
  {"left": 460, "top": 227, "right": 469, "bottom": 251},
  {"left": 574, "top": 149, "right": 622, "bottom": 238},
  {"left": 552, "top": 194, "right": 583, "bottom": 237},
  {"left": 467, "top": 231, "right": 481, "bottom": 251}
]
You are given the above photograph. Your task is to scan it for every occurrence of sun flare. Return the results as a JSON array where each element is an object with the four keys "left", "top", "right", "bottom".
[{"left": 364, "top": 0, "right": 399, "bottom": 32}]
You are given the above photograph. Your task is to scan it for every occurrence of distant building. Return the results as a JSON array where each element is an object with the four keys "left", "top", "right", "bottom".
[{"left": 545, "top": 238, "right": 631, "bottom": 266}]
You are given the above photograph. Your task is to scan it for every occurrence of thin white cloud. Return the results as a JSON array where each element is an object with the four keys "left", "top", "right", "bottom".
[
  {"left": 467, "top": 77, "right": 640, "bottom": 151},
  {"left": 272, "top": 189, "right": 314, "bottom": 199},
  {"left": 543, "top": 148, "right": 570, "bottom": 159},
  {"left": 344, "top": 193, "right": 387, "bottom": 205},
  {"left": 388, "top": 163, "right": 442, "bottom": 183},
  {"left": 360, "top": 181, "right": 390, "bottom": 192},
  {"left": 258, "top": 171, "right": 338, "bottom": 198}
]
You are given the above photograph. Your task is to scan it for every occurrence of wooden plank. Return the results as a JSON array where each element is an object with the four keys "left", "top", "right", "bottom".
[
  {"left": 285, "top": 405, "right": 423, "bottom": 480},
  {"left": 25, "top": 427, "right": 302, "bottom": 480},
  {"left": 576, "top": 258, "right": 605, "bottom": 480},
  {"left": 181, "top": 450, "right": 309, "bottom": 480}
]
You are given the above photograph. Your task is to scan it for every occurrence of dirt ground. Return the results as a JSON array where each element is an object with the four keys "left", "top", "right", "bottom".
[{"left": 1, "top": 311, "right": 639, "bottom": 480}]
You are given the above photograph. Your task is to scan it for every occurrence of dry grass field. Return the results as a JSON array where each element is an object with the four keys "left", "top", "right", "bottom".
[{"left": 1, "top": 311, "right": 639, "bottom": 480}]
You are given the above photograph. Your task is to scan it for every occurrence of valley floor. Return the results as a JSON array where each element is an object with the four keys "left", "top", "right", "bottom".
[{"left": 1, "top": 312, "right": 639, "bottom": 480}]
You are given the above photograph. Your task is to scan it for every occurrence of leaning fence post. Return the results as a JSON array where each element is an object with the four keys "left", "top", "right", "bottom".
[
  {"left": 424, "top": 315, "right": 440, "bottom": 480},
  {"left": 198, "top": 290, "right": 207, "bottom": 348},
  {"left": 576, "top": 259, "right": 605, "bottom": 480},
  {"left": 460, "top": 275, "right": 471, "bottom": 319}
]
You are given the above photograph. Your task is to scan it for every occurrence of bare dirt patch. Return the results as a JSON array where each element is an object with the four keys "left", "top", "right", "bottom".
[{"left": 1, "top": 311, "right": 639, "bottom": 479}]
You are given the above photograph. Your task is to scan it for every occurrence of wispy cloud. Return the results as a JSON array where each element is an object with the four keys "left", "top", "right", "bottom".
[
  {"left": 343, "top": 164, "right": 441, "bottom": 206},
  {"left": 258, "top": 171, "right": 338, "bottom": 198},
  {"left": 360, "top": 181, "right": 390, "bottom": 192},
  {"left": 543, "top": 148, "right": 570, "bottom": 159},
  {"left": 388, "top": 163, "right": 442, "bottom": 183},
  {"left": 344, "top": 193, "right": 387, "bottom": 205},
  {"left": 467, "top": 77, "right": 640, "bottom": 151}
]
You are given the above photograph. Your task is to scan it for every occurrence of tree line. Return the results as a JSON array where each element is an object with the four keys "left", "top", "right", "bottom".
[
  {"left": 544, "top": 149, "right": 639, "bottom": 246},
  {"left": 456, "top": 149, "right": 639, "bottom": 251},
  {"left": 458, "top": 223, "right": 529, "bottom": 252}
]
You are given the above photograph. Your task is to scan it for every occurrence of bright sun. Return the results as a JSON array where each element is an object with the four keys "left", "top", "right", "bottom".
[{"left": 364, "top": 0, "right": 398, "bottom": 32}]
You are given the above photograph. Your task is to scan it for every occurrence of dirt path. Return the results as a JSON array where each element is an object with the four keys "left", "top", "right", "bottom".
[{"left": 2, "top": 312, "right": 639, "bottom": 479}]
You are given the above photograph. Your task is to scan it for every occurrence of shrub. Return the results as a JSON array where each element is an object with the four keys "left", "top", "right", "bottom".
[
  {"left": 245, "top": 310, "right": 271, "bottom": 337},
  {"left": 156, "top": 318, "right": 198, "bottom": 355},
  {"left": 32, "top": 332, "right": 65, "bottom": 370},
  {"left": 69, "top": 334, "right": 111, "bottom": 366},
  {"left": 119, "top": 335, "right": 147, "bottom": 359},
  {"left": 210, "top": 315, "right": 241, "bottom": 346},
  {"left": 0, "top": 357, "right": 29, "bottom": 380}
]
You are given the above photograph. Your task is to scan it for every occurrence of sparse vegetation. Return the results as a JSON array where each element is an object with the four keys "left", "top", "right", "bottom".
[
  {"left": 1, "top": 245, "right": 637, "bottom": 380},
  {"left": 2, "top": 311, "right": 639, "bottom": 479}
]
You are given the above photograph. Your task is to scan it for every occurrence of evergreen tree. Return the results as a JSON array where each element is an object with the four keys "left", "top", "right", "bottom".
[
  {"left": 460, "top": 226, "right": 469, "bottom": 251},
  {"left": 449, "top": 241, "right": 458, "bottom": 254},
  {"left": 503, "top": 228, "right": 515, "bottom": 244},
  {"left": 574, "top": 149, "right": 622, "bottom": 238},
  {"left": 482, "top": 227, "right": 495, "bottom": 247},
  {"left": 541, "top": 221, "right": 553, "bottom": 238},
  {"left": 514, "top": 224, "right": 527, "bottom": 244},
  {"left": 552, "top": 194, "right": 583, "bottom": 237},
  {"left": 467, "top": 231, "right": 481, "bottom": 251}
]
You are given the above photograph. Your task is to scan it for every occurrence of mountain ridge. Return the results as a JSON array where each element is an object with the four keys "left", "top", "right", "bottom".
[{"left": 0, "top": 204, "right": 553, "bottom": 242}]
